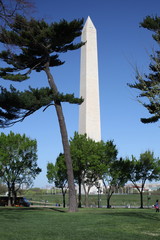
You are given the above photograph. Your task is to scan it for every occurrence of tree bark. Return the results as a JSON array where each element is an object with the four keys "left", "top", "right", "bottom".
[
  {"left": 78, "top": 177, "right": 82, "bottom": 208},
  {"left": 12, "top": 183, "right": 16, "bottom": 205},
  {"left": 140, "top": 191, "right": 143, "bottom": 208},
  {"left": 62, "top": 188, "right": 66, "bottom": 208},
  {"left": 7, "top": 182, "right": 11, "bottom": 206},
  {"left": 106, "top": 187, "right": 113, "bottom": 208},
  {"left": 82, "top": 182, "right": 89, "bottom": 207},
  {"left": 44, "top": 64, "right": 77, "bottom": 212}
]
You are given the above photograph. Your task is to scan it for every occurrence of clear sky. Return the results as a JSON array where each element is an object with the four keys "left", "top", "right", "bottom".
[{"left": 1, "top": 0, "right": 160, "bottom": 188}]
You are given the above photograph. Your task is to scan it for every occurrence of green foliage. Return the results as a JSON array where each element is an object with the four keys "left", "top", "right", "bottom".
[
  {"left": 47, "top": 153, "right": 68, "bottom": 207},
  {"left": 70, "top": 133, "right": 119, "bottom": 207},
  {"left": 70, "top": 133, "right": 105, "bottom": 185},
  {"left": 0, "top": 131, "right": 41, "bottom": 197},
  {"left": 0, "top": 15, "right": 84, "bottom": 75},
  {"left": 0, "top": 14, "right": 84, "bottom": 212},
  {"left": 124, "top": 151, "right": 160, "bottom": 184},
  {"left": 47, "top": 153, "right": 67, "bottom": 189},
  {"left": 0, "top": 86, "right": 83, "bottom": 127},
  {"left": 119, "top": 151, "right": 160, "bottom": 208},
  {"left": 128, "top": 15, "right": 160, "bottom": 123},
  {"left": 70, "top": 133, "right": 119, "bottom": 185},
  {"left": 0, "top": 15, "right": 84, "bottom": 127},
  {"left": 140, "top": 15, "right": 160, "bottom": 42}
]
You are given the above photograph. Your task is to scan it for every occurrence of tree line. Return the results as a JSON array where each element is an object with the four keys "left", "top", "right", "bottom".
[{"left": 47, "top": 132, "right": 160, "bottom": 209}]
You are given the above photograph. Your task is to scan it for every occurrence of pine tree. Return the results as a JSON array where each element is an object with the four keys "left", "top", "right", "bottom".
[
  {"left": 128, "top": 16, "right": 160, "bottom": 123},
  {"left": 0, "top": 15, "right": 84, "bottom": 212}
]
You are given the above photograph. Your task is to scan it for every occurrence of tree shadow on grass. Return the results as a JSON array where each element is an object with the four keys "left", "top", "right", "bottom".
[
  {"left": 0, "top": 207, "right": 65, "bottom": 213},
  {"left": 102, "top": 209, "right": 160, "bottom": 221}
]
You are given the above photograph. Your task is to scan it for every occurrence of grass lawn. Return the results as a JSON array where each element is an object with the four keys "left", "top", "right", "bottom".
[
  {"left": 0, "top": 207, "right": 160, "bottom": 240},
  {"left": 24, "top": 192, "right": 160, "bottom": 207}
]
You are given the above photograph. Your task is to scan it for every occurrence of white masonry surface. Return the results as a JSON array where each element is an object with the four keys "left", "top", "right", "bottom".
[{"left": 79, "top": 16, "right": 101, "bottom": 142}]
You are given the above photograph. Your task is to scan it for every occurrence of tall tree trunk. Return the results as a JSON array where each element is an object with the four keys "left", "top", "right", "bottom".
[
  {"left": 82, "top": 182, "right": 89, "bottom": 207},
  {"left": 134, "top": 183, "right": 144, "bottom": 209},
  {"left": 140, "top": 191, "right": 143, "bottom": 208},
  {"left": 62, "top": 188, "right": 66, "bottom": 208},
  {"left": 63, "top": 192, "right": 65, "bottom": 208},
  {"left": 78, "top": 177, "right": 82, "bottom": 208},
  {"left": 7, "top": 183, "right": 11, "bottom": 206},
  {"left": 103, "top": 182, "right": 113, "bottom": 208},
  {"left": 85, "top": 192, "right": 89, "bottom": 207},
  {"left": 106, "top": 190, "right": 113, "bottom": 208},
  {"left": 11, "top": 183, "right": 17, "bottom": 205},
  {"left": 44, "top": 64, "right": 77, "bottom": 212}
]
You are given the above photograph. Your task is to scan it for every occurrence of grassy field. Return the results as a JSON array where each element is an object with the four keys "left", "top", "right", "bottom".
[
  {"left": 0, "top": 207, "right": 160, "bottom": 240},
  {"left": 24, "top": 192, "right": 160, "bottom": 208}
]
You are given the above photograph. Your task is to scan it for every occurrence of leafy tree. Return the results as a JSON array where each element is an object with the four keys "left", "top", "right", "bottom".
[
  {"left": 128, "top": 16, "right": 160, "bottom": 123},
  {"left": 70, "top": 133, "right": 118, "bottom": 208},
  {"left": 103, "top": 158, "right": 128, "bottom": 208},
  {"left": 0, "top": 15, "right": 84, "bottom": 212},
  {"left": 70, "top": 133, "right": 105, "bottom": 207},
  {"left": 96, "top": 141, "right": 127, "bottom": 208},
  {"left": 120, "top": 151, "right": 160, "bottom": 208},
  {"left": 0, "top": 131, "right": 41, "bottom": 206},
  {"left": 47, "top": 153, "right": 68, "bottom": 208},
  {"left": 98, "top": 141, "right": 127, "bottom": 208}
]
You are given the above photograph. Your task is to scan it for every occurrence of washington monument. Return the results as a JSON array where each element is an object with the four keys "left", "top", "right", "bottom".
[{"left": 79, "top": 16, "right": 101, "bottom": 142}]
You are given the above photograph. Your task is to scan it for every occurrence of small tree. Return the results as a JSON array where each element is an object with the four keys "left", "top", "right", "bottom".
[
  {"left": 47, "top": 153, "right": 68, "bottom": 208},
  {"left": 102, "top": 158, "right": 128, "bottom": 208},
  {"left": 97, "top": 141, "right": 126, "bottom": 208},
  {"left": 0, "top": 15, "right": 84, "bottom": 212},
  {"left": 70, "top": 133, "right": 105, "bottom": 207},
  {"left": 128, "top": 16, "right": 160, "bottom": 123},
  {"left": 0, "top": 131, "right": 41, "bottom": 206},
  {"left": 120, "top": 151, "right": 160, "bottom": 208},
  {"left": 70, "top": 133, "right": 119, "bottom": 208}
]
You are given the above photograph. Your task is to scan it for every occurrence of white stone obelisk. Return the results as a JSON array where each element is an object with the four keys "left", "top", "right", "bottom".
[{"left": 79, "top": 16, "right": 101, "bottom": 142}]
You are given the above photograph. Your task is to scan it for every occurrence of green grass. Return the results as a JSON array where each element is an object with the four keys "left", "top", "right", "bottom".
[
  {"left": 0, "top": 207, "right": 160, "bottom": 240},
  {"left": 24, "top": 192, "right": 160, "bottom": 207}
]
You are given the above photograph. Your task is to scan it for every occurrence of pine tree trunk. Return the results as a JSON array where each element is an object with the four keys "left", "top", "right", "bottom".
[{"left": 44, "top": 64, "right": 77, "bottom": 212}]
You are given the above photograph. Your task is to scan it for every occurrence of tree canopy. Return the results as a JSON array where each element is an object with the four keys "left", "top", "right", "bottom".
[
  {"left": 70, "top": 132, "right": 119, "bottom": 207},
  {"left": 128, "top": 15, "right": 160, "bottom": 123},
  {"left": 47, "top": 153, "right": 67, "bottom": 207},
  {"left": 0, "top": 131, "right": 41, "bottom": 205},
  {"left": 119, "top": 151, "right": 160, "bottom": 208},
  {"left": 0, "top": 15, "right": 84, "bottom": 127}
]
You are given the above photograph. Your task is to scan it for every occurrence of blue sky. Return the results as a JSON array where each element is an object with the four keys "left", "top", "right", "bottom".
[{"left": 1, "top": 0, "right": 160, "bottom": 188}]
